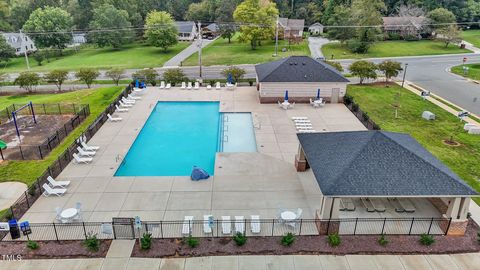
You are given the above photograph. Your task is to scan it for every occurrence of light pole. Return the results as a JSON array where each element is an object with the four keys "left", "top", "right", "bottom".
[
  {"left": 401, "top": 63, "right": 408, "bottom": 88},
  {"left": 198, "top": 21, "right": 203, "bottom": 81}
]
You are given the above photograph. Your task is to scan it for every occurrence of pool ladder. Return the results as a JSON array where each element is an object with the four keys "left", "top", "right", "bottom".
[{"left": 223, "top": 115, "right": 229, "bottom": 142}]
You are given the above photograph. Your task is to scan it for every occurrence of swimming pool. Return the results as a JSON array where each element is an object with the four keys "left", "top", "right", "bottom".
[
  {"left": 221, "top": 113, "right": 257, "bottom": 152},
  {"left": 115, "top": 102, "right": 220, "bottom": 176}
]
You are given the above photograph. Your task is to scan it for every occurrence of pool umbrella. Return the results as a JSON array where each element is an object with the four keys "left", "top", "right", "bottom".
[
  {"left": 284, "top": 90, "right": 289, "bottom": 101},
  {"left": 316, "top": 89, "right": 321, "bottom": 100},
  {"left": 0, "top": 140, "right": 6, "bottom": 150},
  {"left": 227, "top": 73, "right": 233, "bottom": 84},
  {"left": 135, "top": 80, "right": 139, "bottom": 88}
]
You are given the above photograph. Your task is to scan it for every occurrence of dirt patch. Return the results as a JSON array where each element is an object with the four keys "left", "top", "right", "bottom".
[
  {"left": 442, "top": 139, "right": 462, "bottom": 147},
  {"left": 0, "top": 240, "right": 111, "bottom": 259},
  {"left": 132, "top": 220, "right": 480, "bottom": 258}
]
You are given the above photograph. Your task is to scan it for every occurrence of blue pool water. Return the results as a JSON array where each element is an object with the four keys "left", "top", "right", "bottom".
[{"left": 115, "top": 102, "right": 220, "bottom": 176}]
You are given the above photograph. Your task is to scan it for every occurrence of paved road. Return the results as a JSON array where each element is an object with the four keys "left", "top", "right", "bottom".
[
  {"left": 163, "top": 38, "right": 216, "bottom": 67},
  {"left": 307, "top": 37, "right": 331, "bottom": 59}
]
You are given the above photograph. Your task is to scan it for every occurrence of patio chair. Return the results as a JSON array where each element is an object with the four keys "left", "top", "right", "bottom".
[
  {"left": 341, "top": 198, "right": 356, "bottom": 211},
  {"left": 128, "top": 93, "right": 141, "bottom": 100},
  {"left": 181, "top": 82, "right": 186, "bottom": 89},
  {"left": 222, "top": 216, "right": 231, "bottom": 234},
  {"left": 361, "top": 198, "right": 375, "bottom": 212},
  {"left": 187, "top": 82, "right": 192, "bottom": 90},
  {"left": 115, "top": 104, "right": 128, "bottom": 113},
  {"left": 42, "top": 184, "right": 67, "bottom": 197},
  {"left": 165, "top": 83, "right": 171, "bottom": 89},
  {"left": 388, "top": 198, "right": 404, "bottom": 213},
  {"left": 194, "top": 82, "right": 199, "bottom": 90},
  {"left": 47, "top": 176, "right": 70, "bottom": 188},
  {"left": 107, "top": 114, "right": 122, "bottom": 122},
  {"left": 72, "top": 153, "right": 93, "bottom": 164},
  {"left": 215, "top": 82, "right": 221, "bottom": 90},
  {"left": 73, "top": 202, "right": 82, "bottom": 221},
  {"left": 122, "top": 97, "right": 135, "bottom": 104},
  {"left": 207, "top": 84, "right": 212, "bottom": 90},
  {"left": 182, "top": 216, "right": 194, "bottom": 235},
  {"left": 133, "top": 88, "right": 145, "bottom": 95},
  {"left": 77, "top": 146, "right": 96, "bottom": 157},
  {"left": 297, "top": 126, "right": 313, "bottom": 131},
  {"left": 204, "top": 215, "right": 213, "bottom": 234},
  {"left": 160, "top": 81, "right": 165, "bottom": 89},
  {"left": 250, "top": 215, "right": 261, "bottom": 234},
  {"left": 81, "top": 142, "right": 99, "bottom": 151},
  {"left": 309, "top": 98, "right": 319, "bottom": 108},
  {"left": 118, "top": 100, "right": 133, "bottom": 108},
  {"left": 370, "top": 198, "right": 386, "bottom": 212},
  {"left": 295, "top": 123, "right": 312, "bottom": 127},
  {"left": 398, "top": 198, "right": 416, "bottom": 213},
  {"left": 234, "top": 216, "right": 245, "bottom": 234}
]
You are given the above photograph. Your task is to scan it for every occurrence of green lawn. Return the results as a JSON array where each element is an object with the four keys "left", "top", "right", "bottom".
[
  {"left": 461, "top": 30, "right": 480, "bottom": 48},
  {"left": 1, "top": 42, "right": 190, "bottom": 73},
  {"left": 347, "top": 84, "right": 480, "bottom": 204},
  {"left": 322, "top": 40, "right": 471, "bottom": 60},
  {"left": 183, "top": 34, "right": 310, "bottom": 66},
  {"left": 0, "top": 86, "right": 124, "bottom": 185},
  {"left": 451, "top": 63, "right": 480, "bottom": 80}
]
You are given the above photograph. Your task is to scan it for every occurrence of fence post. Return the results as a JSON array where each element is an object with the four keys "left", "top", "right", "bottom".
[
  {"left": 326, "top": 219, "right": 330, "bottom": 235},
  {"left": 19, "top": 146, "right": 24, "bottom": 160},
  {"left": 271, "top": 219, "right": 275, "bottom": 236},
  {"left": 38, "top": 146, "right": 43, "bottom": 159},
  {"left": 24, "top": 191, "right": 30, "bottom": 208},
  {"left": 10, "top": 206, "right": 15, "bottom": 220},
  {"left": 354, "top": 218, "right": 358, "bottom": 235},
  {"left": 427, "top": 217, "right": 434, "bottom": 235},
  {"left": 408, "top": 217, "right": 414, "bottom": 235},
  {"left": 160, "top": 221, "right": 163, "bottom": 239},
  {"left": 381, "top": 218, "right": 386, "bottom": 234},
  {"left": 445, "top": 218, "right": 452, "bottom": 236},
  {"left": 58, "top": 104, "right": 62, "bottom": 114},
  {"left": 0, "top": 148, "right": 3, "bottom": 160},
  {"left": 298, "top": 219, "right": 303, "bottom": 235},
  {"left": 112, "top": 222, "right": 117, "bottom": 239},
  {"left": 52, "top": 222, "right": 59, "bottom": 242},
  {"left": 82, "top": 222, "right": 87, "bottom": 239}
]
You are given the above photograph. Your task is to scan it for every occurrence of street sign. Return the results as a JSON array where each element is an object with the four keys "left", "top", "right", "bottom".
[{"left": 20, "top": 221, "right": 31, "bottom": 236}]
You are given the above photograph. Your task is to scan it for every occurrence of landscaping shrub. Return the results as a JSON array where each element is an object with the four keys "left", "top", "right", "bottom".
[
  {"left": 344, "top": 94, "right": 353, "bottom": 105},
  {"left": 27, "top": 185, "right": 36, "bottom": 196},
  {"left": 26, "top": 240, "right": 39, "bottom": 250},
  {"left": 163, "top": 68, "right": 187, "bottom": 84},
  {"left": 362, "top": 112, "right": 370, "bottom": 121},
  {"left": 185, "top": 235, "right": 199, "bottom": 248},
  {"left": 378, "top": 234, "right": 388, "bottom": 246},
  {"left": 352, "top": 103, "right": 359, "bottom": 112},
  {"left": 477, "top": 231, "right": 480, "bottom": 243},
  {"left": 83, "top": 233, "right": 100, "bottom": 252},
  {"left": 233, "top": 232, "right": 247, "bottom": 246},
  {"left": 372, "top": 123, "right": 381, "bottom": 130},
  {"left": 327, "top": 233, "right": 341, "bottom": 247},
  {"left": 140, "top": 233, "right": 152, "bottom": 250},
  {"left": 419, "top": 234, "right": 435, "bottom": 246},
  {"left": 281, "top": 232, "right": 295, "bottom": 246}
]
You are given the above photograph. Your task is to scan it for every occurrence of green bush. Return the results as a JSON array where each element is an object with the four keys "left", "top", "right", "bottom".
[
  {"left": 281, "top": 232, "right": 295, "bottom": 246},
  {"left": 185, "top": 235, "right": 199, "bottom": 248},
  {"left": 378, "top": 234, "right": 388, "bottom": 246},
  {"left": 140, "top": 233, "right": 152, "bottom": 250},
  {"left": 419, "top": 234, "right": 435, "bottom": 246},
  {"left": 327, "top": 233, "right": 341, "bottom": 247},
  {"left": 362, "top": 112, "right": 370, "bottom": 121},
  {"left": 344, "top": 95, "right": 353, "bottom": 105},
  {"left": 26, "top": 240, "right": 39, "bottom": 250},
  {"left": 352, "top": 103, "right": 360, "bottom": 112},
  {"left": 233, "top": 232, "right": 247, "bottom": 246},
  {"left": 83, "top": 233, "right": 100, "bottom": 252}
]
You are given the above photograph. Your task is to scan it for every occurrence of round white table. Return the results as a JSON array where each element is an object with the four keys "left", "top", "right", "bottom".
[
  {"left": 60, "top": 208, "right": 78, "bottom": 220},
  {"left": 281, "top": 211, "right": 296, "bottom": 221}
]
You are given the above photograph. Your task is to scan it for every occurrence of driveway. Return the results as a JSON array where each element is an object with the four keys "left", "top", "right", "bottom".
[
  {"left": 163, "top": 38, "right": 216, "bottom": 67},
  {"left": 307, "top": 37, "right": 331, "bottom": 59}
]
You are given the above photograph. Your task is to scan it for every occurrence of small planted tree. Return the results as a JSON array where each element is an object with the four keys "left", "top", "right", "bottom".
[
  {"left": 281, "top": 232, "right": 295, "bottom": 246},
  {"left": 436, "top": 25, "right": 461, "bottom": 48},
  {"left": 14, "top": 71, "right": 41, "bottom": 93},
  {"left": 44, "top": 70, "right": 69, "bottom": 91},
  {"left": 106, "top": 68, "right": 125, "bottom": 86},
  {"left": 327, "top": 233, "right": 341, "bottom": 247},
  {"left": 163, "top": 68, "right": 187, "bottom": 85},
  {"left": 349, "top": 60, "right": 377, "bottom": 84},
  {"left": 219, "top": 23, "right": 235, "bottom": 43},
  {"left": 377, "top": 60, "right": 403, "bottom": 84},
  {"left": 76, "top": 68, "right": 99, "bottom": 88},
  {"left": 83, "top": 233, "right": 100, "bottom": 252},
  {"left": 33, "top": 51, "right": 45, "bottom": 66},
  {"left": 140, "top": 233, "right": 152, "bottom": 250},
  {"left": 221, "top": 66, "right": 246, "bottom": 83}
]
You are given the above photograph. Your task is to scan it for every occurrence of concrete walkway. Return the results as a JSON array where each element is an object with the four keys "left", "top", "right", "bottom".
[
  {"left": 462, "top": 40, "right": 480, "bottom": 54},
  {"left": 163, "top": 38, "right": 216, "bottom": 67}
]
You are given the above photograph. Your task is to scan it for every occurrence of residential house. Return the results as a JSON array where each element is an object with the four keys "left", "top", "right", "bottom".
[
  {"left": 278, "top": 17, "right": 305, "bottom": 42},
  {"left": 255, "top": 56, "right": 349, "bottom": 103},
  {"left": 295, "top": 131, "right": 477, "bottom": 236},
  {"left": 308, "top": 23, "right": 324, "bottom": 35},
  {"left": 175, "top": 21, "right": 197, "bottom": 41},
  {"left": 202, "top": 23, "right": 219, "bottom": 39},
  {"left": 71, "top": 33, "right": 87, "bottom": 46},
  {"left": 382, "top": 16, "right": 429, "bottom": 39},
  {"left": 2, "top": 32, "right": 37, "bottom": 55}
]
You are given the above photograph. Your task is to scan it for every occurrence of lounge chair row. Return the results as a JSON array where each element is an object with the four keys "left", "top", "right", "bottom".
[
  {"left": 42, "top": 175, "right": 71, "bottom": 197},
  {"left": 182, "top": 215, "right": 261, "bottom": 235},
  {"left": 358, "top": 198, "right": 416, "bottom": 213},
  {"left": 292, "top": 117, "right": 316, "bottom": 133},
  {"left": 72, "top": 141, "right": 100, "bottom": 164}
]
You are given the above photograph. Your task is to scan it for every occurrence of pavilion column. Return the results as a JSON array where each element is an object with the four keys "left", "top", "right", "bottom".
[
  {"left": 443, "top": 197, "right": 470, "bottom": 236},
  {"left": 295, "top": 145, "right": 307, "bottom": 171},
  {"left": 315, "top": 197, "right": 340, "bottom": 235}
]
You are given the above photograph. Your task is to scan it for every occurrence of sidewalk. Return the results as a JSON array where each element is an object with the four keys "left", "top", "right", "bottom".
[{"left": 163, "top": 38, "right": 216, "bottom": 67}]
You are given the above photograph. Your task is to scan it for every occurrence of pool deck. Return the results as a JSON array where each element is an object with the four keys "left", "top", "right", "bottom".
[{"left": 21, "top": 86, "right": 366, "bottom": 223}]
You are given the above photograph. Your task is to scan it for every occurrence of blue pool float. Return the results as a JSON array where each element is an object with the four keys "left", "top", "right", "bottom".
[{"left": 191, "top": 166, "right": 210, "bottom": 181}]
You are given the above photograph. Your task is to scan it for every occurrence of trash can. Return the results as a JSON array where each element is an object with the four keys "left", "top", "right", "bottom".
[
  {"left": 8, "top": 219, "right": 20, "bottom": 240},
  {"left": 460, "top": 43, "right": 466, "bottom": 49}
]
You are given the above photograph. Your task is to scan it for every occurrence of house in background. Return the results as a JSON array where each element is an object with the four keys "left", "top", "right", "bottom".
[
  {"left": 308, "top": 23, "right": 324, "bottom": 35},
  {"left": 72, "top": 33, "right": 87, "bottom": 46},
  {"left": 175, "top": 21, "right": 197, "bottom": 41},
  {"left": 278, "top": 17, "right": 305, "bottom": 42},
  {"left": 2, "top": 32, "right": 37, "bottom": 55},
  {"left": 255, "top": 56, "right": 349, "bottom": 103},
  {"left": 382, "top": 16, "right": 429, "bottom": 39},
  {"left": 202, "top": 23, "right": 219, "bottom": 39}
]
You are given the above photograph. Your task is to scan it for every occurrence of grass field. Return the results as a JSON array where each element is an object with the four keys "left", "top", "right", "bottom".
[
  {"left": 451, "top": 63, "right": 480, "bottom": 80},
  {"left": 183, "top": 34, "right": 310, "bottom": 66},
  {"left": 461, "top": 30, "right": 480, "bottom": 48},
  {"left": 322, "top": 40, "right": 470, "bottom": 60},
  {"left": 0, "top": 86, "right": 124, "bottom": 185},
  {"left": 0, "top": 42, "right": 190, "bottom": 73},
  {"left": 347, "top": 84, "right": 480, "bottom": 203}
]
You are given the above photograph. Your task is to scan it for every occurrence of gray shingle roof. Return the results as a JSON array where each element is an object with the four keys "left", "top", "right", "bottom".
[
  {"left": 297, "top": 131, "right": 478, "bottom": 197},
  {"left": 278, "top": 17, "right": 305, "bottom": 31},
  {"left": 255, "top": 56, "right": 349, "bottom": 83},
  {"left": 175, "top": 21, "right": 195, "bottom": 33}
]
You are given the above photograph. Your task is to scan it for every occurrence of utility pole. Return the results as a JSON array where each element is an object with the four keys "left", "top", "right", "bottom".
[
  {"left": 197, "top": 21, "right": 202, "bottom": 81},
  {"left": 273, "top": 16, "right": 279, "bottom": 57},
  {"left": 20, "top": 30, "right": 30, "bottom": 70}
]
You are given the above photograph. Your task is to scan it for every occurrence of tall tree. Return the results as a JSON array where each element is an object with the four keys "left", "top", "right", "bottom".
[
  {"left": 0, "top": 36, "right": 15, "bottom": 64},
  {"left": 144, "top": 11, "right": 178, "bottom": 52},
  {"left": 347, "top": 0, "right": 385, "bottom": 53},
  {"left": 166, "top": 0, "right": 192, "bottom": 20},
  {"left": 326, "top": 5, "right": 355, "bottom": 43},
  {"left": 427, "top": 8, "right": 456, "bottom": 32},
  {"left": 233, "top": 0, "right": 279, "bottom": 50},
  {"left": 88, "top": 4, "right": 133, "bottom": 48},
  {"left": 185, "top": 0, "right": 218, "bottom": 22},
  {"left": 294, "top": 2, "right": 322, "bottom": 26},
  {"left": 22, "top": 7, "right": 73, "bottom": 50}
]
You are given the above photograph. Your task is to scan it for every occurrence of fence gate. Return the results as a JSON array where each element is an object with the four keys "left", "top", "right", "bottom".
[{"left": 112, "top": 218, "right": 135, "bottom": 239}]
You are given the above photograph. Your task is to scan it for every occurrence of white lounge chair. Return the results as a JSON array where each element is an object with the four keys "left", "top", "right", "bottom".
[
  {"left": 370, "top": 198, "right": 386, "bottom": 212},
  {"left": 115, "top": 104, "right": 128, "bottom": 113},
  {"left": 81, "top": 142, "right": 99, "bottom": 151},
  {"left": 341, "top": 198, "right": 356, "bottom": 211},
  {"left": 398, "top": 198, "right": 416, "bottom": 213},
  {"left": 73, "top": 153, "right": 93, "bottom": 164},
  {"left": 361, "top": 198, "right": 375, "bottom": 212},
  {"left": 388, "top": 198, "right": 404, "bottom": 213},
  {"left": 182, "top": 216, "right": 194, "bottom": 235},
  {"left": 165, "top": 83, "right": 171, "bottom": 89},
  {"left": 181, "top": 82, "right": 186, "bottom": 89},
  {"left": 204, "top": 215, "right": 213, "bottom": 234},
  {"left": 207, "top": 84, "right": 212, "bottom": 90},
  {"left": 234, "top": 216, "right": 245, "bottom": 233},
  {"left": 222, "top": 216, "right": 231, "bottom": 234},
  {"left": 160, "top": 81, "right": 165, "bottom": 89},
  {"left": 291, "top": 117, "right": 308, "bottom": 120},
  {"left": 216, "top": 82, "right": 221, "bottom": 90},
  {"left": 118, "top": 100, "right": 132, "bottom": 108},
  {"left": 107, "top": 114, "right": 122, "bottom": 122},
  {"left": 128, "top": 93, "right": 141, "bottom": 100},
  {"left": 194, "top": 82, "right": 199, "bottom": 90},
  {"left": 42, "top": 183, "right": 66, "bottom": 197},
  {"left": 47, "top": 176, "right": 70, "bottom": 188},
  {"left": 77, "top": 146, "right": 95, "bottom": 157},
  {"left": 187, "top": 82, "right": 192, "bottom": 89},
  {"left": 250, "top": 215, "right": 261, "bottom": 234},
  {"left": 122, "top": 97, "right": 135, "bottom": 104},
  {"left": 295, "top": 123, "right": 312, "bottom": 127},
  {"left": 226, "top": 82, "right": 235, "bottom": 90}
]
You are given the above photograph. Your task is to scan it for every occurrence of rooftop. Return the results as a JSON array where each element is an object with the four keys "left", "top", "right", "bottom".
[
  {"left": 278, "top": 18, "right": 305, "bottom": 31},
  {"left": 175, "top": 21, "right": 195, "bottom": 33}
]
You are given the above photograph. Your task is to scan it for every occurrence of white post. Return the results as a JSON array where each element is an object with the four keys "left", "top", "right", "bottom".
[
  {"left": 20, "top": 30, "right": 30, "bottom": 70},
  {"left": 197, "top": 21, "right": 202, "bottom": 80},
  {"left": 274, "top": 16, "right": 279, "bottom": 56}
]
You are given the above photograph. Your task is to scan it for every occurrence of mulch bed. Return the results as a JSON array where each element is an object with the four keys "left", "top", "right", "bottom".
[
  {"left": 132, "top": 220, "right": 480, "bottom": 258},
  {"left": 0, "top": 240, "right": 111, "bottom": 259}
]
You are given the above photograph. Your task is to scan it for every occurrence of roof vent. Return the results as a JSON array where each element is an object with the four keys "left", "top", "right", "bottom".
[{"left": 302, "top": 62, "right": 306, "bottom": 65}]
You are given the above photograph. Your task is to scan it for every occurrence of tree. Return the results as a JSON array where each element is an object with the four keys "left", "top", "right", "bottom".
[
  {"left": 33, "top": 51, "right": 45, "bottom": 66},
  {"left": 325, "top": 61, "right": 344, "bottom": 72},
  {"left": 106, "top": 68, "right": 125, "bottom": 86},
  {"left": 326, "top": 5, "right": 355, "bottom": 44},
  {"left": 221, "top": 66, "right": 246, "bottom": 83},
  {"left": 76, "top": 68, "right": 99, "bottom": 88},
  {"left": 396, "top": 4, "right": 425, "bottom": 17},
  {"left": 294, "top": 2, "right": 322, "bottom": 26},
  {"left": 144, "top": 11, "right": 178, "bottom": 52},
  {"left": 348, "top": 0, "right": 385, "bottom": 53},
  {"left": 44, "top": 70, "right": 69, "bottom": 91},
  {"left": 88, "top": 4, "right": 133, "bottom": 48},
  {"left": 163, "top": 68, "right": 187, "bottom": 84},
  {"left": 436, "top": 25, "right": 461, "bottom": 48},
  {"left": 14, "top": 72, "right": 41, "bottom": 93},
  {"left": 233, "top": 0, "right": 279, "bottom": 50},
  {"left": 349, "top": 60, "right": 377, "bottom": 84},
  {"left": 133, "top": 68, "right": 158, "bottom": 86},
  {"left": 427, "top": 8, "right": 456, "bottom": 33},
  {"left": 22, "top": 7, "right": 73, "bottom": 50},
  {"left": 185, "top": 0, "right": 218, "bottom": 22},
  {"left": 0, "top": 36, "right": 15, "bottom": 64},
  {"left": 219, "top": 23, "right": 235, "bottom": 43},
  {"left": 377, "top": 60, "right": 403, "bottom": 84}
]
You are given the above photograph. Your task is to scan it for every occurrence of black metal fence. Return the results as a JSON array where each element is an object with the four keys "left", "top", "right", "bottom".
[
  {"left": 0, "top": 104, "right": 90, "bottom": 160},
  {"left": 344, "top": 99, "right": 380, "bottom": 130},
  {"left": 0, "top": 217, "right": 451, "bottom": 242},
  {"left": 0, "top": 85, "right": 133, "bottom": 225}
]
